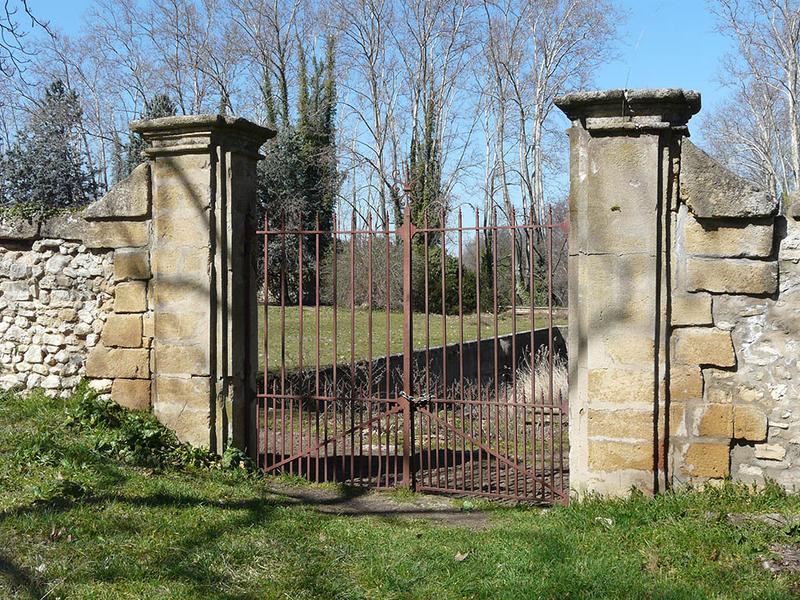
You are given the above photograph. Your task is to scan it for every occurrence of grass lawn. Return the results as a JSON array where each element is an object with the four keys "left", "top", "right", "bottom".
[
  {"left": 259, "top": 306, "right": 565, "bottom": 372},
  {"left": 2, "top": 387, "right": 800, "bottom": 599}
]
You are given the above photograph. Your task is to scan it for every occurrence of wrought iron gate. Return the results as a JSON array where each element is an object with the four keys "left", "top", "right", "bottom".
[{"left": 253, "top": 195, "right": 568, "bottom": 504}]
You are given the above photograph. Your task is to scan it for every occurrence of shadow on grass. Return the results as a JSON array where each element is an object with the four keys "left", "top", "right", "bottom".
[{"left": 0, "top": 553, "right": 46, "bottom": 600}]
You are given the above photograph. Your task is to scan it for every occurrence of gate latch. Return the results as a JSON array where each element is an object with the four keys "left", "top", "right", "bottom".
[{"left": 399, "top": 391, "right": 431, "bottom": 408}]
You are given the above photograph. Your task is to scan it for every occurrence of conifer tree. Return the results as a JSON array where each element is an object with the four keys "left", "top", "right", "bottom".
[
  {"left": 0, "top": 80, "right": 97, "bottom": 218},
  {"left": 123, "top": 94, "right": 177, "bottom": 177}
]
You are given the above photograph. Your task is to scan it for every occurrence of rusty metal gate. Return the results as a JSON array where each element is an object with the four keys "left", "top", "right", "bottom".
[{"left": 253, "top": 194, "right": 568, "bottom": 504}]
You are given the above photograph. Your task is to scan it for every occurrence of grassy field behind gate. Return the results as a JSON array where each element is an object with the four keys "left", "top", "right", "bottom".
[
  {"left": 258, "top": 306, "right": 566, "bottom": 372},
  {"left": 1, "top": 386, "right": 800, "bottom": 599}
]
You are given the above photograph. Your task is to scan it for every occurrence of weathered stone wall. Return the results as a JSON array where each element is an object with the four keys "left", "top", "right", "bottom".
[
  {"left": 0, "top": 114, "right": 273, "bottom": 455},
  {"left": 671, "top": 142, "right": 800, "bottom": 489},
  {"left": 0, "top": 163, "right": 153, "bottom": 401},
  {"left": 558, "top": 88, "right": 800, "bottom": 496},
  {"left": 0, "top": 237, "right": 113, "bottom": 395}
]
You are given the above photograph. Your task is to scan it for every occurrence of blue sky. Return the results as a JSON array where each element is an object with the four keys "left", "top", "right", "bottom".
[
  {"left": 29, "top": 0, "right": 731, "bottom": 209},
  {"left": 32, "top": 0, "right": 732, "bottom": 126}
]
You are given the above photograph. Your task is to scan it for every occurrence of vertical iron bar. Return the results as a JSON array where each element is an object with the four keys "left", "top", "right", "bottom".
[
  {"left": 424, "top": 213, "right": 432, "bottom": 488},
  {"left": 315, "top": 214, "right": 321, "bottom": 481},
  {"left": 367, "top": 212, "right": 374, "bottom": 486},
  {"left": 458, "top": 210, "right": 468, "bottom": 492},
  {"left": 332, "top": 211, "right": 338, "bottom": 481},
  {"left": 528, "top": 210, "right": 536, "bottom": 499},
  {"left": 263, "top": 214, "right": 275, "bottom": 467},
  {"left": 279, "top": 215, "right": 287, "bottom": 473},
  {"left": 440, "top": 209, "right": 450, "bottom": 490},
  {"left": 298, "top": 225, "right": 304, "bottom": 477},
  {"left": 548, "top": 207, "right": 555, "bottom": 496},
  {"left": 385, "top": 222, "right": 391, "bottom": 488},
  {"left": 492, "top": 207, "right": 500, "bottom": 495},
  {"left": 511, "top": 208, "right": 519, "bottom": 499},
  {"left": 350, "top": 211, "right": 357, "bottom": 483},
  {"left": 475, "top": 206, "right": 483, "bottom": 494},
  {"left": 401, "top": 201, "right": 414, "bottom": 489}
]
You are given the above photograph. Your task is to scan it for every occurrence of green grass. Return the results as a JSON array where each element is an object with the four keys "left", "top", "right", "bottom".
[
  {"left": 259, "top": 306, "right": 565, "bottom": 372},
  {"left": 2, "top": 387, "right": 800, "bottom": 599}
]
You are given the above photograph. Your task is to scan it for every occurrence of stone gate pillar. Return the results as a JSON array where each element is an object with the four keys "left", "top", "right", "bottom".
[
  {"left": 555, "top": 90, "right": 701, "bottom": 496},
  {"left": 130, "top": 115, "right": 275, "bottom": 452}
]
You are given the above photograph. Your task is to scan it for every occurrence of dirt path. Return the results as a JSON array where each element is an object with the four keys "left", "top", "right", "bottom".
[{"left": 264, "top": 482, "right": 496, "bottom": 530}]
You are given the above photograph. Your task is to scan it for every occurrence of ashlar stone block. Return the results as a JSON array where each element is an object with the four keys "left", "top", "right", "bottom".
[
  {"left": 84, "top": 220, "right": 149, "bottom": 249},
  {"left": 673, "top": 327, "right": 735, "bottom": 367},
  {"left": 114, "top": 248, "right": 151, "bottom": 281},
  {"left": 733, "top": 405, "right": 768, "bottom": 441},
  {"left": 683, "top": 216, "right": 774, "bottom": 258},
  {"left": 101, "top": 314, "right": 143, "bottom": 348},
  {"left": 697, "top": 403, "right": 733, "bottom": 438},
  {"left": 114, "top": 281, "right": 148, "bottom": 313},
  {"left": 683, "top": 442, "right": 730, "bottom": 478},
  {"left": 670, "top": 366, "right": 703, "bottom": 401},
  {"left": 587, "top": 409, "right": 653, "bottom": 439},
  {"left": 671, "top": 292, "right": 713, "bottom": 327},
  {"left": 112, "top": 378, "right": 151, "bottom": 411},
  {"left": 154, "top": 343, "right": 209, "bottom": 376},
  {"left": 588, "top": 368, "right": 656, "bottom": 406},
  {"left": 588, "top": 440, "right": 653, "bottom": 472},
  {"left": 85, "top": 345, "right": 149, "bottom": 379},
  {"left": 686, "top": 257, "right": 778, "bottom": 295}
]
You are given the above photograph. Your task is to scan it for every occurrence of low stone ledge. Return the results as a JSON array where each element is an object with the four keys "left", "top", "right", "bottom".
[{"left": 686, "top": 257, "right": 778, "bottom": 295}]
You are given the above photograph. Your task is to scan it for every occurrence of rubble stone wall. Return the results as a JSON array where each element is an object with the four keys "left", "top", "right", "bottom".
[
  {"left": 0, "top": 163, "right": 153, "bottom": 404},
  {"left": 671, "top": 141, "right": 800, "bottom": 490},
  {"left": 0, "top": 115, "right": 273, "bottom": 455}
]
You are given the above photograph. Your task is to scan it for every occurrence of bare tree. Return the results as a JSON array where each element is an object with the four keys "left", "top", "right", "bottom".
[
  {"left": 708, "top": 0, "right": 800, "bottom": 195},
  {"left": 0, "top": 0, "right": 48, "bottom": 77},
  {"left": 479, "top": 0, "right": 620, "bottom": 295},
  {"left": 332, "top": 0, "right": 400, "bottom": 227}
]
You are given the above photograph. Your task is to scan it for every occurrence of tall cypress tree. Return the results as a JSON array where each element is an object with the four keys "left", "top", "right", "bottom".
[{"left": 258, "top": 36, "right": 339, "bottom": 303}]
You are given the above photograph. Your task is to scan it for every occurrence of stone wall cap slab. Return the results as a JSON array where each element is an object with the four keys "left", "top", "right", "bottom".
[
  {"left": 83, "top": 162, "right": 151, "bottom": 220},
  {"left": 130, "top": 114, "right": 276, "bottom": 142},
  {"left": 0, "top": 215, "right": 38, "bottom": 240},
  {"left": 555, "top": 88, "right": 701, "bottom": 125},
  {"left": 680, "top": 140, "right": 779, "bottom": 218},
  {"left": 40, "top": 211, "right": 89, "bottom": 241}
]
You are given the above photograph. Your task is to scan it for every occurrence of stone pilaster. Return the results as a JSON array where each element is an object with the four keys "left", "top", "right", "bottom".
[
  {"left": 555, "top": 89, "right": 701, "bottom": 496},
  {"left": 130, "top": 115, "right": 274, "bottom": 451}
]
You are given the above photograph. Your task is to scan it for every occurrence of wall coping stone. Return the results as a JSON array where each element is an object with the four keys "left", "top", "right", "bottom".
[
  {"left": 0, "top": 215, "right": 38, "bottom": 240},
  {"left": 555, "top": 88, "right": 701, "bottom": 130},
  {"left": 130, "top": 114, "right": 276, "bottom": 158},
  {"left": 680, "top": 140, "right": 779, "bottom": 219},
  {"left": 83, "top": 162, "right": 151, "bottom": 220}
]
